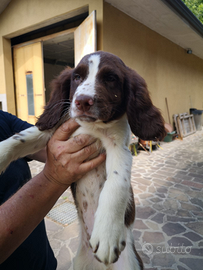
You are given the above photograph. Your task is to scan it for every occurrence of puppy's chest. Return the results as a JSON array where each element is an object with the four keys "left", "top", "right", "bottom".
[{"left": 75, "top": 162, "right": 106, "bottom": 236}]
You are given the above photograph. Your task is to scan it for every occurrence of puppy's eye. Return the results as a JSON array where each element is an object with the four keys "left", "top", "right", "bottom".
[
  {"left": 74, "top": 74, "right": 81, "bottom": 81},
  {"left": 106, "top": 74, "right": 116, "bottom": 82}
]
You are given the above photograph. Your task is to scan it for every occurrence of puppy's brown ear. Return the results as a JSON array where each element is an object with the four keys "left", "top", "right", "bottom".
[
  {"left": 36, "top": 67, "right": 72, "bottom": 131},
  {"left": 126, "top": 68, "right": 166, "bottom": 141}
]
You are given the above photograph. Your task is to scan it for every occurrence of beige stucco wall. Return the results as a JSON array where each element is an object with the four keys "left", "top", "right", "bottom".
[
  {"left": 0, "top": 0, "right": 104, "bottom": 114},
  {"left": 103, "top": 2, "right": 203, "bottom": 124},
  {"left": 0, "top": 0, "right": 203, "bottom": 123}
]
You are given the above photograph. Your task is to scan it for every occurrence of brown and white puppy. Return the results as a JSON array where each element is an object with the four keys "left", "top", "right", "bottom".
[{"left": 0, "top": 51, "right": 166, "bottom": 270}]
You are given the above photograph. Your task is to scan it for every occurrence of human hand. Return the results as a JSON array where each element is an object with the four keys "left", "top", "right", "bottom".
[{"left": 43, "top": 119, "right": 105, "bottom": 187}]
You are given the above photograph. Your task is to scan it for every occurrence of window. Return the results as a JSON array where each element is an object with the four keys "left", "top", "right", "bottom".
[{"left": 26, "top": 72, "right": 35, "bottom": 115}]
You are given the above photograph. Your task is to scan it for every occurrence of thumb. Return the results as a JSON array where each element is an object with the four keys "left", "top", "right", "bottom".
[{"left": 53, "top": 119, "right": 80, "bottom": 141}]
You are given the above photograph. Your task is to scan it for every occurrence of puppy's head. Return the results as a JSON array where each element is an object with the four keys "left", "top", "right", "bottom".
[{"left": 37, "top": 51, "right": 166, "bottom": 141}]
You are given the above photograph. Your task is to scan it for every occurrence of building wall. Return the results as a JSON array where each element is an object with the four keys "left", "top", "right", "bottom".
[
  {"left": 103, "top": 2, "right": 203, "bottom": 124},
  {"left": 0, "top": 0, "right": 203, "bottom": 123},
  {"left": 0, "top": 0, "right": 104, "bottom": 114}
]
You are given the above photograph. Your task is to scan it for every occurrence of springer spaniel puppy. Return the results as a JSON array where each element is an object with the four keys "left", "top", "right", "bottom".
[{"left": 0, "top": 51, "right": 166, "bottom": 270}]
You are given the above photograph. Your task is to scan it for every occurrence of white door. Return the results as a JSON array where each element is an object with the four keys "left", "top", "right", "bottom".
[{"left": 74, "top": 10, "right": 97, "bottom": 66}]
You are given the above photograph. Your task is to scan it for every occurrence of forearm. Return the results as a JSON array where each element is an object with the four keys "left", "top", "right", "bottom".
[
  {"left": 0, "top": 171, "right": 68, "bottom": 263},
  {"left": 27, "top": 148, "right": 47, "bottom": 163}
]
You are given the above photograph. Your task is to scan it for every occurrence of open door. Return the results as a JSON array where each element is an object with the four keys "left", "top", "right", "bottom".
[
  {"left": 13, "top": 42, "right": 45, "bottom": 124},
  {"left": 74, "top": 10, "right": 97, "bottom": 66}
]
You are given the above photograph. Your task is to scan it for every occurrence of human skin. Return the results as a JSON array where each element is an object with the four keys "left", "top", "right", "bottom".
[{"left": 0, "top": 119, "right": 106, "bottom": 263}]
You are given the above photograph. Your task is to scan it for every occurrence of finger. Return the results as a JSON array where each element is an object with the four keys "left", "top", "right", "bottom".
[
  {"left": 74, "top": 140, "right": 101, "bottom": 161},
  {"left": 53, "top": 119, "right": 80, "bottom": 141},
  {"left": 67, "top": 135, "right": 97, "bottom": 154},
  {"left": 79, "top": 153, "right": 106, "bottom": 174}
]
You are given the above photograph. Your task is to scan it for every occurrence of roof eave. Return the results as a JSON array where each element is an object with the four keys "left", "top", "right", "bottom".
[{"left": 162, "top": 0, "right": 203, "bottom": 38}]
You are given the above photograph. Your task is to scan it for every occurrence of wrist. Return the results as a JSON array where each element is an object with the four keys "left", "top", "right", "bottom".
[{"left": 42, "top": 170, "right": 70, "bottom": 190}]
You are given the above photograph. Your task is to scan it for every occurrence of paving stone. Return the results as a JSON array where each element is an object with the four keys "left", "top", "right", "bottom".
[
  {"left": 198, "top": 241, "right": 203, "bottom": 247},
  {"left": 134, "top": 241, "right": 142, "bottom": 250},
  {"left": 138, "top": 185, "right": 148, "bottom": 191},
  {"left": 175, "top": 174, "right": 194, "bottom": 181},
  {"left": 45, "top": 217, "right": 63, "bottom": 233},
  {"left": 176, "top": 209, "right": 192, "bottom": 217},
  {"left": 177, "top": 265, "right": 189, "bottom": 270},
  {"left": 163, "top": 209, "right": 176, "bottom": 215},
  {"left": 145, "top": 220, "right": 159, "bottom": 231},
  {"left": 136, "top": 206, "right": 156, "bottom": 219},
  {"left": 188, "top": 172, "right": 203, "bottom": 178},
  {"left": 163, "top": 199, "right": 179, "bottom": 211},
  {"left": 57, "top": 245, "right": 72, "bottom": 270},
  {"left": 28, "top": 130, "right": 203, "bottom": 269},
  {"left": 156, "top": 187, "right": 168, "bottom": 194},
  {"left": 54, "top": 222, "right": 79, "bottom": 240},
  {"left": 192, "top": 211, "right": 203, "bottom": 217},
  {"left": 134, "top": 177, "right": 151, "bottom": 186},
  {"left": 151, "top": 213, "right": 165, "bottom": 224},
  {"left": 187, "top": 190, "right": 203, "bottom": 199},
  {"left": 179, "top": 258, "right": 203, "bottom": 270},
  {"left": 133, "top": 187, "right": 143, "bottom": 194},
  {"left": 185, "top": 222, "right": 203, "bottom": 235},
  {"left": 153, "top": 178, "right": 173, "bottom": 186},
  {"left": 168, "top": 192, "right": 189, "bottom": 202},
  {"left": 141, "top": 200, "right": 152, "bottom": 206},
  {"left": 183, "top": 232, "right": 203, "bottom": 242},
  {"left": 150, "top": 197, "right": 163, "bottom": 203},
  {"left": 133, "top": 229, "right": 142, "bottom": 241},
  {"left": 138, "top": 250, "right": 151, "bottom": 264},
  {"left": 166, "top": 177, "right": 182, "bottom": 183},
  {"left": 143, "top": 231, "right": 165, "bottom": 244},
  {"left": 153, "top": 203, "right": 165, "bottom": 211},
  {"left": 174, "top": 184, "right": 190, "bottom": 192},
  {"left": 166, "top": 215, "right": 195, "bottom": 223},
  {"left": 162, "top": 222, "right": 186, "bottom": 236},
  {"left": 156, "top": 193, "right": 166, "bottom": 198},
  {"left": 181, "top": 180, "right": 203, "bottom": 189},
  {"left": 192, "top": 177, "right": 203, "bottom": 184},
  {"left": 159, "top": 167, "right": 177, "bottom": 173},
  {"left": 167, "top": 236, "right": 193, "bottom": 247},
  {"left": 152, "top": 252, "right": 176, "bottom": 267},
  {"left": 175, "top": 170, "right": 188, "bottom": 176},
  {"left": 180, "top": 202, "right": 202, "bottom": 211},
  {"left": 190, "top": 198, "right": 203, "bottom": 209},
  {"left": 189, "top": 248, "right": 203, "bottom": 256},
  {"left": 138, "top": 193, "right": 154, "bottom": 199},
  {"left": 155, "top": 170, "right": 175, "bottom": 177},
  {"left": 148, "top": 185, "right": 156, "bottom": 193},
  {"left": 134, "top": 219, "right": 149, "bottom": 230},
  {"left": 69, "top": 236, "right": 79, "bottom": 254}
]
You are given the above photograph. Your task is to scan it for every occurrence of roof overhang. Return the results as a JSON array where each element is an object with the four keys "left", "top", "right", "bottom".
[
  {"left": 106, "top": 0, "right": 203, "bottom": 60},
  {"left": 0, "top": 0, "right": 11, "bottom": 14},
  {"left": 1, "top": 0, "right": 203, "bottom": 60}
]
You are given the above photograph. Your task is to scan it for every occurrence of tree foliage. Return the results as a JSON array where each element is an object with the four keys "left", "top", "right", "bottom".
[{"left": 182, "top": 0, "right": 203, "bottom": 24}]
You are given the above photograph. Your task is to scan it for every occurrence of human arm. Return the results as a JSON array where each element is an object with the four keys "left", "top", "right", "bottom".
[
  {"left": 27, "top": 148, "right": 47, "bottom": 163},
  {"left": 0, "top": 119, "right": 105, "bottom": 263}
]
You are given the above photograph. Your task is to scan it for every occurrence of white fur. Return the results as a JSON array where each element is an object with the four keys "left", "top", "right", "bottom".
[
  {"left": 0, "top": 116, "right": 141, "bottom": 270},
  {"left": 0, "top": 54, "right": 142, "bottom": 270},
  {"left": 71, "top": 54, "right": 100, "bottom": 118},
  {"left": 0, "top": 126, "right": 52, "bottom": 174}
]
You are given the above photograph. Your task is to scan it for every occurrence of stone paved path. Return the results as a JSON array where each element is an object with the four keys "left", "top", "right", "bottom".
[{"left": 29, "top": 130, "right": 203, "bottom": 270}]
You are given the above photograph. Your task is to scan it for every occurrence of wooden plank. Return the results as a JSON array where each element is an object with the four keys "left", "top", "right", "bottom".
[{"left": 74, "top": 10, "right": 96, "bottom": 66}]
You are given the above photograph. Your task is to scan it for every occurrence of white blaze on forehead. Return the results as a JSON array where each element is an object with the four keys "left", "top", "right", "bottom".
[
  {"left": 74, "top": 54, "right": 100, "bottom": 97},
  {"left": 70, "top": 54, "right": 101, "bottom": 117},
  {"left": 86, "top": 54, "right": 100, "bottom": 83}
]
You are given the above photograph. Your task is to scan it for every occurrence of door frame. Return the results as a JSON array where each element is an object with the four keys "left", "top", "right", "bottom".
[{"left": 12, "top": 10, "right": 97, "bottom": 121}]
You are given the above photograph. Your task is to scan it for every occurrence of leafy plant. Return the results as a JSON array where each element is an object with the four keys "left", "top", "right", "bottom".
[{"left": 182, "top": 0, "right": 203, "bottom": 24}]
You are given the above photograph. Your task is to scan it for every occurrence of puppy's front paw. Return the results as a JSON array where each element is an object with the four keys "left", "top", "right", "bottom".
[{"left": 89, "top": 217, "right": 126, "bottom": 265}]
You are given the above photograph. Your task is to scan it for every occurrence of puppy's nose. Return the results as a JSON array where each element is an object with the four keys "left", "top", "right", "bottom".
[{"left": 75, "top": 95, "right": 94, "bottom": 112}]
